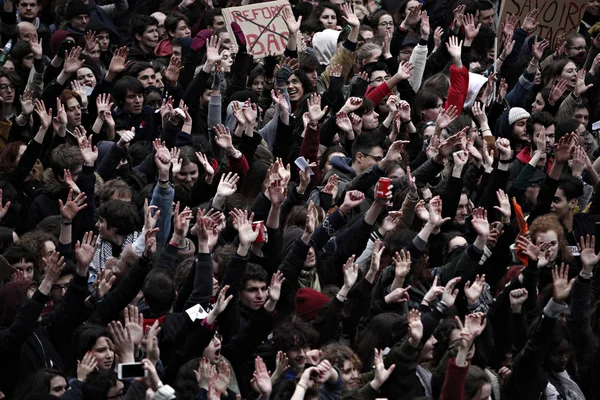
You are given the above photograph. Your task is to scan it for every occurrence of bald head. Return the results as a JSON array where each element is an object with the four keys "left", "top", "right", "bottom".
[
  {"left": 151, "top": 12, "right": 167, "bottom": 39},
  {"left": 17, "top": 21, "right": 38, "bottom": 42}
]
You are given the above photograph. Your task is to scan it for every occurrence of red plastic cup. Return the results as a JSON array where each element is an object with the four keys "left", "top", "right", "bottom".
[
  {"left": 376, "top": 177, "right": 391, "bottom": 198},
  {"left": 252, "top": 221, "right": 265, "bottom": 243}
]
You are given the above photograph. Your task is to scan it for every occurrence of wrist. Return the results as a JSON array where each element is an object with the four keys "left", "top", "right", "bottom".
[
  {"left": 408, "top": 336, "right": 419, "bottom": 347},
  {"left": 511, "top": 305, "right": 522, "bottom": 314}
]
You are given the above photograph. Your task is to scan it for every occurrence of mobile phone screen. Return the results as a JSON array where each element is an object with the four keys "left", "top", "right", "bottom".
[{"left": 119, "top": 363, "right": 145, "bottom": 379}]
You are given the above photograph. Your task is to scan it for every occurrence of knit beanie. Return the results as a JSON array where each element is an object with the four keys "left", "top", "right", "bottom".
[
  {"left": 508, "top": 107, "right": 530, "bottom": 125},
  {"left": 65, "top": 0, "right": 89, "bottom": 21},
  {"left": 295, "top": 288, "right": 329, "bottom": 321}
]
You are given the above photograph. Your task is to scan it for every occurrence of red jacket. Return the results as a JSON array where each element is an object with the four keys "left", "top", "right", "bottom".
[
  {"left": 445, "top": 65, "right": 469, "bottom": 115},
  {"left": 440, "top": 357, "right": 469, "bottom": 400}
]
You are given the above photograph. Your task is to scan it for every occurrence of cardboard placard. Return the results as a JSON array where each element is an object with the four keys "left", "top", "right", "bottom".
[
  {"left": 222, "top": 0, "right": 292, "bottom": 57},
  {"left": 497, "top": 0, "right": 588, "bottom": 46}
]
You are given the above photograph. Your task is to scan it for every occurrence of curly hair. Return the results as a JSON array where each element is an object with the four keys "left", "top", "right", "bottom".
[
  {"left": 529, "top": 214, "right": 573, "bottom": 263},
  {"left": 321, "top": 342, "right": 362, "bottom": 371}
]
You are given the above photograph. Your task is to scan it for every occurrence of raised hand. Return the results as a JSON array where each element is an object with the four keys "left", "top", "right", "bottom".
[
  {"left": 336, "top": 111, "right": 353, "bottom": 133},
  {"left": 107, "top": 46, "right": 130, "bottom": 79},
  {"left": 271, "top": 351, "right": 289, "bottom": 383},
  {"left": 268, "top": 178, "right": 287, "bottom": 207},
  {"left": 124, "top": 304, "right": 144, "bottom": 347},
  {"left": 509, "top": 288, "right": 528, "bottom": 313},
  {"left": 574, "top": 68, "right": 594, "bottom": 97},
  {"left": 341, "top": 2, "right": 360, "bottom": 27},
  {"left": 423, "top": 275, "right": 444, "bottom": 305},
  {"left": 307, "top": 93, "right": 328, "bottom": 124},
  {"left": 531, "top": 35, "right": 549, "bottom": 60},
  {"left": 521, "top": 8, "right": 540, "bottom": 33},
  {"left": 163, "top": 55, "right": 184, "bottom": 83},
  {"left": 403, "top": 2, "right": 422, "bottom": 27},
  {"left": 471, "top": 207, "right": 489, "bottom": 237},
  {"left": 63, "top": 46, "right": 84, "bottom": 74},
  {"left": 282, "top": 6, "right": 302, "bottom": 34},
  {"left": 396, "top": 60, "right": 414, "bottom": 81},
  {"left": 251, "top": 356, "right": 272, "bottom": 396},
  {"left": 59, "top": 189, "right": 87, "bottom": 221},
  {"left": 463, "top": 13, "right": 481, "bottom": 41},
  {"left": 75, "top": 127, "right": 98, "bottom": 166},
  {"left": 579, "top": 235, "right": 599, "bottom": 273},
  {"left": 342, "top": 255, "right": 359, "bottom": 289},
  {"left": 270, "top": 90, "right": 289, "bottom": 115},
  {"left": 77, "top": 351, "right": 98, "bottom": 381},
  {"left": 384, "top": 286, "right": 410, "bottom": 304},
  {"left": 428, "top": 196, "right": 450, "bottom": 228},
  {"left": 213, "top": 124, "right": 234, "bottom": 150},
  {"left": 74, "top": 231, "right": 97, "bottom": 271},
  {"left": 206, "top": 36, "right": 223, "bottom": 66},
  {"left": 554, "top": 132, "right": 577, "bottom": 163},
  {"left": 494, "top": 189, "right": 511, "bottom": 222},
  {"left": 393, "top": 250, "right": 411, "bottom": 279},
  {"left": 453, "top": 4, "right": 466, "bottom": 28},
  {"left": 415, "top": 200, "right": 429, "bottom": 222},
  {"left": 495, "top": 137, "right": 512, "bottom": 160},
  {"left": 552, "top": 263, "right": 575, "bottom": 303},
  {"left": 232, "top": 209, "right": 258, "bottom": 246},
  {"left": 446, "top": 36, "right": 463, "bottom": 65},
  {"left": 341, "top": 97, "right": 363, "bottom": 113},
  {"left": 464, "top": 274, "right": 486, "bottom": 305},
  {"left": 371, "top": 349, "right": 396, "bottom": 390},
  {"left": 20, "top": 89, "right": 34, "bottom": 117},
  {"left": 34, "top": 99, "right": 52, "bottom": 129},
  {"left": 216, "top": 172, "right": 239, "bottom": 197},
  {"left": 108, "top": 321, "right": 135, "bottom": 363},
  {"left": 441, "top": 276, "right": 461, "bottom": 307},
  {"left": 464, "top": 312, "right": 487, "bottom": 338},
  {"left": 407, "top": 309, "right": 423, "bottom": 345}
]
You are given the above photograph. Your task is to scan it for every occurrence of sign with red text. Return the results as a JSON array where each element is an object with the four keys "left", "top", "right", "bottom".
[
  {"left": 222, "top": 0, "right": 291, "bottom": 57},
  {"left": 497, "top": 0, "right": 588, "bottom": 46}
]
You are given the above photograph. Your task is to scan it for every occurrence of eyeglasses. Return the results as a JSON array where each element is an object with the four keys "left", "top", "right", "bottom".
[
  {"left": 369, "top": 76, "right": 390, "bottom": 84},
  {"left": 568, "top": 46, "right": 586, "bottom": 51},
  {"left": 363, "top": 153, "right": 383, "bottom": 162},
  {"left": 0, "top": 84, "right": 15, "bottom": 91},
  {"left": 378, "top": 21, "right": 394, "bottom": 27},
  {"left": 107, "top": 392, "right": 124, "bottom": 400},
  {"left": 51, "top": 284, "right": 69, "bottom": 292}
]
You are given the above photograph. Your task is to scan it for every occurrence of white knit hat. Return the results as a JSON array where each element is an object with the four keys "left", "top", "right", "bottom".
[{"left": 508, "top": 107, "right": 531, "bottom": 125}]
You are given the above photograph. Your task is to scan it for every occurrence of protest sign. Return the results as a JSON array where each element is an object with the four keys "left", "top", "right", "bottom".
[
  {"left": 222, "top": 0, "right": 292, "bottom": 57},
  {"left": 497, "top": 0, "right": 588, "bottom": 46}
]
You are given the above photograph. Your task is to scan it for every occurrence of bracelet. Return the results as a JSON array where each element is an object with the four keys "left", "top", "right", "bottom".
[
  {"left": 158, "top": 179, "right": 170, "bottom": 185},
  {"left": 498, "top": 159, "right": 511, "bottom": 164},
  {"left": 481, "top": 128, "right": 491, "bottom": 133},
  {"left": 169, "top": 240, "right": 180, "bottom": 248},
  {"left": 580, "top": 270, "right": 593, "bottom": 279},
  {"left": 297, "top": 383, "right": 307, "bottom": 390},
  {"left": 498, "top": 57, "right": 505, "bottom": 61},
  {"left": 337, "top": 291, "right": 348, "bottom": 300},
  {"left": 401, "top": 119, "right": 412, "bottom": 125},
  {"left": 61, "top": 219, "right": 72, "bottom": 225}
]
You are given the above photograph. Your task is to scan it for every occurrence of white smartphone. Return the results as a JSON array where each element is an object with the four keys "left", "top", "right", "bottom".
[{"left": 118, "top": 362, "right": 147, "bottom": 379}]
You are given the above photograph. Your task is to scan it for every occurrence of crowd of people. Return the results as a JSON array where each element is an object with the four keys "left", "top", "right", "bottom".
[{"left": 0, "top": 0, "right": 600, "bottom": 398}]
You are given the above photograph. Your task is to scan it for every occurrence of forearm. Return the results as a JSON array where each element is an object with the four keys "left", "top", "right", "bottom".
[
  {"left": 364, "top": 203, "right": 384, "bottom": 226},
  {"left": 266, "top": 204, "right": 280, "bottom": 229},
  {"left": 59, "top": 221, "right": 72, "bottom": 246}
]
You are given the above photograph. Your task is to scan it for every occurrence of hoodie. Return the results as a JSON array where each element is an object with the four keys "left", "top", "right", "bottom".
[
  {"left": 326, "top": 156, "right": 356, "bottom": 183},
  {"left": 312, "top": 29, "right": 340, "bottom": 66},
  {"left": 463, "top": 72, "right": 488, "bottom": 110}
]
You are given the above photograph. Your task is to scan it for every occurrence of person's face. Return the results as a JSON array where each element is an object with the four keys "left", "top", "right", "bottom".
[
  {"left": 50, "top": 272, "right": 71, "bottom": 303},
  {"left": 2, "top": 60, "right": 14, "bottom": 72},
  {"left": 406, "top": 0, "right": 420, "bottom": 14},
  {"left": 377, "top": 14, "right": 394, "bottom": 35},
  {"left": 139, "top": 25, "right": 159, "bottom": 49},
  {"left": 202, "top": 331, "right": 222, "bottom": 363},
  {"left": 144, "top": 91, "right": 162, "bottom": 110},
  {"left": 95, "top": 216, "right": 116, "bottom": 242},
  {"left": 70, "top": 14, "right": 89, "bottom": 31},
  {"left": 302, "top": 31, "right": 314, "bottom": 48},
  {"left": 48, "top": 376, "right": 68, "bottom": 398},
  {"left": 106, "top": 380, "right": 124, "bottom": 400},
  {"left": 357, "top": 146, "right": 384, "bottom": 170},
  {"left": 587, "top": 0, "right": 600, "bottom": 15},
  {"left": 92, "top": 336, "right": 115, "bottom": 370},
  {"left": 369, "top": 70, "right": 389, "bottom": 87},
  {"left": 534, "top": 229, "right": 559, "bottom": 262},
  {"left": 287, "top": 74, "right": 304, "bottom": 102},
  {"left": 304, "top": 246, "right": 316, "bottom": 268},
  {"left": 202, "top": 88, "right": 211, "bottom": 105},
  {"left": 388, "top": 166, "right": 405, "bottom": 180},
  {"left": 419, "top": 335, "right": 437, "bottom": 361},
  {"left": 340, "top": 359, "right": 359, "bottom": 391},
  {"left": 20, "top": 52, "right": 34, "bottom": 69},
  {"left": 324, "top": 152, "right": 345, "bottom": 174},
  {"left": 551, "top": 188, "right": 574, "bottom": 220},
  {"left": 365, "top": 48, "right": 382, "bottom": 65},
  {"left": 123, "top": 89, "right": 143, "bottom": 114},
  {"left": 399, "top": 45, "right": 415, "bottom": 62},
  {"left": 251, "top": 76, "right": 265, "bottom": 95},
  {"left": 286, "top": 345, "right": 311, "bottom": 371},
  {"left": 96, "top": 31, "right": 110, "bottom": 51},
  {"left": 218, "top": 31, "right": 232, "bottom": 49},
  {"left": 77, "top": 67, "right": 97, "bottom": 89},
  {"left": 532, "top": 92, "right": 546, "bottom": 112},
  {"left": 221, "top": 50, "right": 233, "bottom": 73},
  {"left": 422, "top": 98, "right": 444, "bottom": 122},
  {"left": 532, "top": 122, "right": 555, "bottom": 153},
  {"left": 18, "top": 0, "right": 38, "bottom": 20},
  {"left": 574, "top": 107, "right": 589, "bottom": 127},
  {"left": 512, "top": 118, "right": 528, "bottom": 141},
  {"left": 352, "top": 0, "right": 364, "bottom": 5},
  {"left": 566, "top": 37, "right": 587, "bottom": 57},
  {"left": 560, "top": 61, "right": 578, "bottom": 90},
  {"left": 472, "top": 383, "right": 492, "bottom": 400},
  {"left": 174, "top": 162, "right": 199, "bottom": 188},
  {"left": 423, "top": 125, "right": 436, "bottom": 140},
  {"left": 548, "top": 338, "right": 571, "bottom": 372},
  {"left": 477, "top": 8, "right": 495, "bottom": 28},
  {"left": 12, "top": 259, "right": 34, "bottom": 280},
  {"left": 18, "top": 23, "right": 38, "bottom": 42},
  {"left": 0, "top": 77, "right": 16, "bottom": 104},
  {"left": 240, "top": 279, "right": 268, "bottom": 311},
  {"left": 306, "top": 69, "right": 318, "bottom": 87},
  {"left": 359, "top": 29, "right": 373, "bottom": 45},
  {"left": 87, "top": 43, "right": 101, "bottom": 60},
  {"left": 137, "top": 67, "right": 157, "bottom": 88},
  {"left": 65, "top": 97, "right": 82, "bottom": 128},
  {"left": 455, "top": 194, "right": 470, "bottom": 225},
  {"left": 320, "top": 8, "right": 337, "bottom": 29},
  {"left": 534, "top": 67, "right": 542, "bottom": 85},
  {"left": 362, "top": 109, "right": 379, "bottom": 130},
  {"left": 525, "top": 185, "right": 540, "bottom": 204},
  {"left": 211, "top": 16, "right": 225, "bottom": 32},
  {"left": 172, "top": 19, "right": 191, "bottom": 39},
  {"left": 152, "top": 13, "right": 166, "bottom": 39}
]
